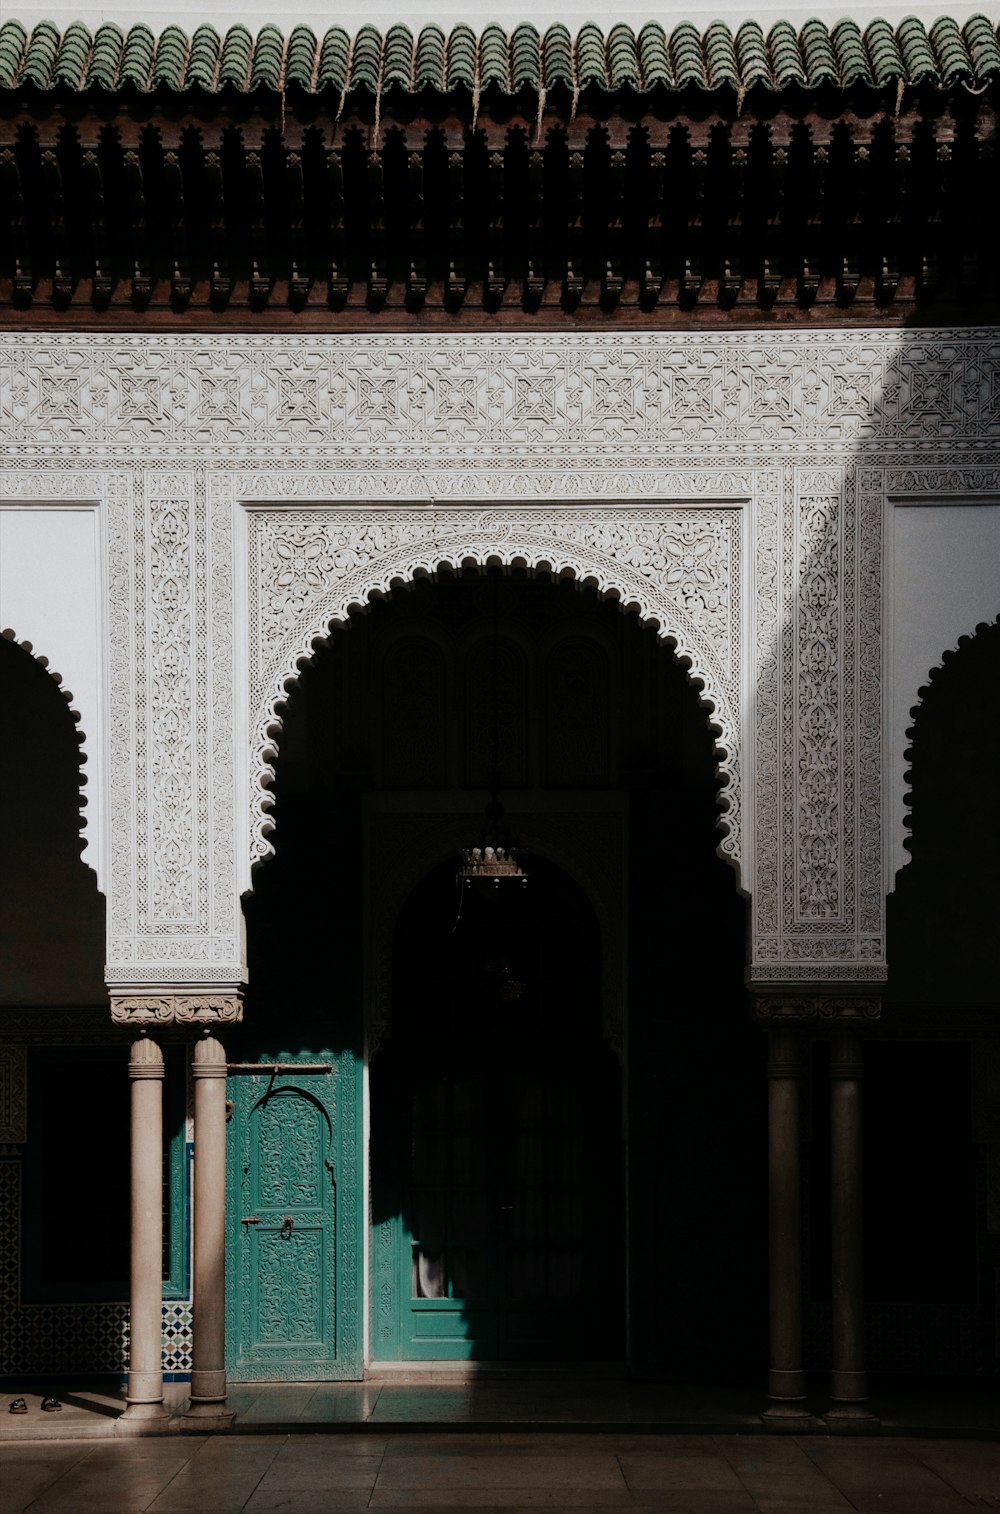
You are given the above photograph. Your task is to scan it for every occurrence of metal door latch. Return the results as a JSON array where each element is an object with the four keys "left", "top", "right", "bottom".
[
  {"left": 241, "top": 1215, "right": 261, "bottom": 1229},
  {"left": 280, "top": 1216, "right": 294, "bottom": 1239}
]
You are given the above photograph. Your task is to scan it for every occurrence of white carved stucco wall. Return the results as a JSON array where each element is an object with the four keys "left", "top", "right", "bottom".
[{"left": 2, "top": 330, "right": 999, "bottom": 1004}]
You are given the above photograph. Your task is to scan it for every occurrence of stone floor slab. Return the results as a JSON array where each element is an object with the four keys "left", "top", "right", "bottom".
[{"left": 376, "top": 1451, "right": 627, "bottom": 1491}]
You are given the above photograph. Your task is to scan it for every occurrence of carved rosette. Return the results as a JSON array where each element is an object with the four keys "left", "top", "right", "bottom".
[
  {"left": 110, "top": 992, "right": 244, "bottom": 1025},
  {"left": 751, "top": 992, "right": 882, "bottom": 1029}
]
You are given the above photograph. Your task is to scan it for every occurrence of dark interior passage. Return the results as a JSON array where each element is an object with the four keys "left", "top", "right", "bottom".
[{"left": 240, "top": 569, "right": 757, "bottom": 1378}]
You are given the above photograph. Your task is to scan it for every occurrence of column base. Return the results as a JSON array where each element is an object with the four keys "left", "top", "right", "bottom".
[
  {"left": 825, "top": 1401, "right": 880, "bottom": 1431},
  {"left": 179, "top": 1404, "right": 235, "bottom": 1431},
  {"left": 120, "top": 1399, "right": 170, "bottom": 1418},
  {"left": 763, "top": 1401, "right": 815, "bottom": 1429}
]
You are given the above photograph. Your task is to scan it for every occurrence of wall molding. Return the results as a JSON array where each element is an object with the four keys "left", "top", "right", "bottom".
[{"left": 3, "top": 332, "right": 1000, "bottom": 992}]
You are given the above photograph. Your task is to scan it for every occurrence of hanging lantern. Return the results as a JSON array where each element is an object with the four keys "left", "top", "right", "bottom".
[{"left": 457, "top": 796, "right": 527, "bottom": 891}]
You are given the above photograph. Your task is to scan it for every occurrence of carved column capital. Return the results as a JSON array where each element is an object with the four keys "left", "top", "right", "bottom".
[
  {"left": 750, "top": 987, "right": 881, "bottom": 1030},
  {"left": 128, "top": 1034, "right": 165, "bottom": 1079},
  {"left": 111, "top": 989, "right": 244, "bottom": 1025}
]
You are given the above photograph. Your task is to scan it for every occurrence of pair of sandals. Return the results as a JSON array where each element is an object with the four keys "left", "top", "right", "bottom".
[{"left": 8, "top": 1397, "right": 61, "bottom": 1413}]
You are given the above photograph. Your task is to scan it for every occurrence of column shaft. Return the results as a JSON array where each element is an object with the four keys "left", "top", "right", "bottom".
[
  {"left": 828, "top": 1031, "right": 873, "bottom": 1419},
  {"left": 184, "top": 1032, "right": 233, "bottom": 1423},
  {"left": 122, "top": 1035, "right": 168, "bottom": 1420},
  {"left": 764, "top": 1030, "right": 810, "bottom": 1420}
]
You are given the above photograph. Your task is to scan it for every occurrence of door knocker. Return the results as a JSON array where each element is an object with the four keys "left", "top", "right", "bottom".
[{"left": 280, "top": 1216, "right": 294, "bottom": 1239}]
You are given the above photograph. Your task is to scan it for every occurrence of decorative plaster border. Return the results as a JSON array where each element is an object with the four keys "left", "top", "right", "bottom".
[{"left": 4, "top": 332, "right": 1000, "bottom": 993}]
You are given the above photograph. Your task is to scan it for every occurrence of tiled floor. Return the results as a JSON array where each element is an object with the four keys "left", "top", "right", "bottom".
[
  {"left": 2, "top": 1374, "right": 999, "bottom": 1441},
  {"left": 2, "top": 1432, "right": 1000, "bottom": 1512}
]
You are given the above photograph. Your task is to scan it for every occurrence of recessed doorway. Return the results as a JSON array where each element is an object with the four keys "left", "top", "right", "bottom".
[{"left": 371, "top": 854, "right": 624, "bottom": 1361}]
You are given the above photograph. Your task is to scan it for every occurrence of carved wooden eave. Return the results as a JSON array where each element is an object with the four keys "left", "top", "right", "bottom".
[{"left": 1, "top": 95, "right": 996, "bottom": 326}]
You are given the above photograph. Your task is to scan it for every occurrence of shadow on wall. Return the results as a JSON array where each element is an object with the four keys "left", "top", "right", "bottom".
[
  {"left": 0, "top": 630, "right": 105, "bottom": 1005},
  {"left": 238, "top": 572, "right": 761, "bottom": 1382},
  {"left": 888, "top": 615, "right": 1000, "bottom": 1005}
]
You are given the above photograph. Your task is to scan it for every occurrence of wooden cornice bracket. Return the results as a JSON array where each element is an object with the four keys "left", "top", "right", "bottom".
[
  {"left": 40, "top": 148, "right": 72, "bottom": 306},
  {"left": 446, "top": 151, "right": 466, "bottom": 309},
  {"left": 122, "top": 148, "right": 152, "bottom": 307},
  {"left": 245, "top": 149, "right": 270, "bottom": 309},
  {"left": 562, "top": 260, "right": 583, "bottom": 308},
  {"left": 285, "top": 152, "right": 309, "bottom": 308},
  {"left": 367, "top": 148, "right": 388, "bottom": 308},
  {"left": 81, "top": 149, "right": 113, "bottom": 306},
  {"left": 162, "top": 152, "right": 192, "bottom": 307},
  {"left": 0, "top": 148, "right": 31, "bottom": 303},
  {"left": 326, "top": 148, "right": 348, "bottom": 308},
  {"left": 406, "top": 151, "right": 426, "bottom": 310},
  {"left": 524, "top": 149, "right": 545, "bottom": 311},
  {"left": 204, "top": 150, "right": 232, "bottom": 307},
  {"left": 484, "top": 150, "right": 505, "bottom": 307},
  {"left": 601, "top": 258, "right": 623, "bottom": 309}
]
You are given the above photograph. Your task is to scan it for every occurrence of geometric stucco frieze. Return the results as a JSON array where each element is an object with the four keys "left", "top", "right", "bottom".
[
  {"left": 3, "top": 331, "right": 1000, "bottom": 996},
  {"left": 0, "top": 1044, "right": 27, "bottom": 1142}
]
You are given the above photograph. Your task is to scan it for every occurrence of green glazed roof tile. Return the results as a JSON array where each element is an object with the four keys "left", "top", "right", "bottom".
[
  {"left": 510, "top": 23, "right": 540, "bottom": 91},
  {"left": 964, "top": 13, "right": 1000, "bottom": 78},
  {"left": 317, "top": 27, "right": 349, "bottom": 92},
  {"left": 607, "top": 24, "right": 640, "bottom": 89},
  {"left": 1, "top": 17, "right": 997, "bottom": 98},
  {"left": 734, "top": 21, "right": 772, "bottom": 87},
  {"left": 929, "top": 14, "right": 973, "bottom": 80},
  {"left": 383, "top": 23, "right": 414, "bottom": 88},
  {"left": 799, "top": 18, "right": 838, "bottom": 84},
  {"left": 184, "top": 24, "right": 220, "bottom": 89},
  {"left": 832, "top": 19, "right": 873, "bottom": 85},
  {"left": 637, "top": 23, "right": 670, "bottom": 88},
  {"left": 897, "top": 16, "right": 940, "bottom": 82},
  {"left": 250, "top": 23, "right": 284, "bottom": 90},
  {"left": 415, "top": 25, "right": 445, "bottom": 90},
  {"left": 284, "top": 25, "right": 317, "bottom": 90},
  {"left": 671, "top": 20, "right": 707, "bottom": 87},
  {"left": 0, "top": 20, "right": 27, "bottom": 88},
  {"left": 349, "top": 24, "right": 383, "bottom": 91},
  {"left": 703, "top": 19, "right": 739, "bottom": 88},
  {"left": 446, "top": 23, "right": 477, "bottom": 90},
  {"left": 151, "top": 26, "right": 187, "bottom": 89},
  {"left": 20, "top": 20, "right": 59, "bottom": 88},
  {"left": 89, "top": 22, "right": 124, "bottom": 88},
  {"left": 543, "top": 24, "right": 574, "bottom": 91},
  {"left": 864, "top": 18, "right": 904, "bottom": 83},
  {"left": 118, "top": 23, "right": 154, "bottom": 89},
  {"left": 52, "top": 21, "right": 90, "bottom": 87},
  {"left": 767, "top": 20, "right": 807, "bottom": 87},
  {"left": 218, "top": 24, "right": 253, "bottom": 88},
  {"left": 575, "top": 22, "right": 608, "bottom": 88}
]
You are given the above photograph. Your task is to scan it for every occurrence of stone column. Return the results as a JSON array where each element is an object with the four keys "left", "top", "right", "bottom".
[
  {"left": 182, "top": 1032, "right": 234, "bottom": 1425},
  {"left": 828, "top": 1030, "right": 875, "bottom": 1422},
  {"left": 121, "top": 1034, "right": 169, "bottom": 1422},
  {"left": 763, "top": 1029, "right": 811, "bottom": 1422}
]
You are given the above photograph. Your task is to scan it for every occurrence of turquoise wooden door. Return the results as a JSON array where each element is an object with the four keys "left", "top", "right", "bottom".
[
  {"left": 227, "top": 1061, "right": 361, "bottom": 1381},
  {"left": 372, "top": 1046, "right": 622, "bottom": 1360}
]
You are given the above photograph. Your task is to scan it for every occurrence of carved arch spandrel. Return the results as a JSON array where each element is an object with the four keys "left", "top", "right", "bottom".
[{"left": 247, "top": 515, "right": 744, "bottom": 883}]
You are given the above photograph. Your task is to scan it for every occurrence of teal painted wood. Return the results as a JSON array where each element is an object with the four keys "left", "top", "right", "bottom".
[
  {"left": 226, "top": 1052, "right": 362, "bottom": 1381},
  {"left": 372, "top": 1050, "right": 623, "bottom": 1362}
]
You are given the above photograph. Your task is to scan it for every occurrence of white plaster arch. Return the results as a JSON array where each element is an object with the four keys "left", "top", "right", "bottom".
[
  {"left": 898, "top": 613, "right": 1000, "bottom": 875},
  {"left": 248, "top": 527, "right": 742, "bottom": 883},
  {"left": 0, "top": 626, "right": 94, "bottom": 864}
]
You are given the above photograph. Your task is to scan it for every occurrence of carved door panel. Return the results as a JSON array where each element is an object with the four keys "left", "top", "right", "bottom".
[
  {"left": 228, "top": 1078, "right": 341, "bottom": 1380},
  {"left": 374, "top": 1048, "right": 622, "bottom": 1361}
]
